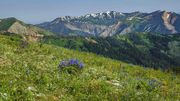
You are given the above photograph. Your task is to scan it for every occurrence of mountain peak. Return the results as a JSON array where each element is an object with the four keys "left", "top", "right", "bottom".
[
  {"left": 3, "top": 17, "right": 18, "bottom": 21},
  {"left": 55, "top": 16, "right": 77, "bottom": 22},
  {"left": 0, "top": 17, "right": 20, "bottom": 31},
  {"left": 84, "top": 11, "right": 124, "bottom": 18},
  {"left": 151, "top": 10, "right": 175, "bottom": 15}
]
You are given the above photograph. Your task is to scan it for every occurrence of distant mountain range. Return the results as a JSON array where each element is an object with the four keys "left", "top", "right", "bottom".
[
  {"left": 37, "top": 10, "right": 180, "bottom": 37},
  {"left": 1, "top": 10, "right": 179, "bottom": 38}
]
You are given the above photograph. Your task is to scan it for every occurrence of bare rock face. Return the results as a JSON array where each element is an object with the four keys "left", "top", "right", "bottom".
[
  {"left": 100, "top": 22, "right": 127, "bottom": 37},
  {"left": 8, "top": 22, "right": 30, "bottom": 35},
  {"left": 162, "top": 11, "right": 177, "bottom": 33},
  {"left": 64, "top": 22, "right": 108, "bottom": 35},
  {"left": 7, "top": 22, "right": 43, "bottom": 41}
]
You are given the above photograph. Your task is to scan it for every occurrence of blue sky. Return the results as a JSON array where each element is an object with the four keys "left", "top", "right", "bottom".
[{"left": 0, "top": 0, "right": 180, "bottom": 24}]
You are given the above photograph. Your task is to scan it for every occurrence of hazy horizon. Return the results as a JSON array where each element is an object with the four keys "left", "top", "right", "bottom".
[{"left": 0, "top": 0, "right": 180, "bottom": 24}]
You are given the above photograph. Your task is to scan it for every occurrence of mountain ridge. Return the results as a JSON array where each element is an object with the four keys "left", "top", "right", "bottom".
[
  {"left": 0, "top": 17, "right": 53, "bottom": 41},
  {"left": 37, "top": 10, "right": 180, "bottom": 37}
]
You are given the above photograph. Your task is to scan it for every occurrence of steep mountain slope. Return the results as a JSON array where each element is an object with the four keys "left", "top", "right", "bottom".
[
  {"left": 0, "top": 18, "right": 53, "bottom": 41},
  {"left": 38, "top": 11, "right": 180, "bottom": 37},
  {"left": 42, "top": 33, "right": 180, "bottom": 70},
  {"left": 0, "top": 34, "right": 179, "bottom": 100}
]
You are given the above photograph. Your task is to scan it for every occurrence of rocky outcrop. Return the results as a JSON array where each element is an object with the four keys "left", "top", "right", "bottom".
[
  {"left": 7, "top": 22, "right": 43, "bottom": 41},
  {"left": 100, "top": 22, "right": 128, "bottom": 37},
  {"left": 162, "top": 11, "right": 177, "bottom": 33}
]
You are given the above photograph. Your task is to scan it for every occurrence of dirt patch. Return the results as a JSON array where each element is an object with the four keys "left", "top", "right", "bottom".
[{"left": 0, "top": 57, "right": 11, "bottom": 66}]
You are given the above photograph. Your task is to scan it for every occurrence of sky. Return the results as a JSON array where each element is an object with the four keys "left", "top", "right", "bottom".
[{"left": 0, "top": 0, "right": 180, "bottom": 24}]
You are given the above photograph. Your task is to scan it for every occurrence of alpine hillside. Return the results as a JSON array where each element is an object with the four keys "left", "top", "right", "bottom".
[{"left": 0, "top": 33, "right": 179, "bottom": 100}]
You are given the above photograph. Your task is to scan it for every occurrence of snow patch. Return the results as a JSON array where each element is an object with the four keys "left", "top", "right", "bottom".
[
  {"left": 91, "top": 13, "right": 98, "bottom": 17},
  {"left": 84, "top": 11, "right": 125, "bottom": 18}
]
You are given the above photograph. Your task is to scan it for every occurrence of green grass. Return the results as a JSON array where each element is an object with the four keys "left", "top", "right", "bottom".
[{"left": 0, "top": 34, "right": 180, "bottom": 101}]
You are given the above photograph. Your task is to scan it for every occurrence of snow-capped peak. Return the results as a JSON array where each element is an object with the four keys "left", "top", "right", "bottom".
[
  {"left": 106, "top": 11, "right": 111, "bottom": 14},
  {"left": 52, "top": 16, "right": 77, "bottom": 23},
  {"left": 84, "top": 11, "right": 124, "bottom": 18},
  {"left": 84, "top": 13, "right": 98, "bottom": 18}
]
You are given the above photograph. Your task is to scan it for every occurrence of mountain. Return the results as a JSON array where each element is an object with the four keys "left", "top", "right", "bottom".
[
  {"left": 0, "top": 17, "right": 53, "bottom": 41},
  {"left": 37, "top": 10, "right": 180, "bottom": 37},
  {"left": 0, "top": 33, "right": 179, "bottom": 100}
]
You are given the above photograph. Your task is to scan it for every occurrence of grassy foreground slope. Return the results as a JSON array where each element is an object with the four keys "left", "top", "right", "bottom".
[{"left": 0, "top": 34, "right": 179, "bottom": 101}]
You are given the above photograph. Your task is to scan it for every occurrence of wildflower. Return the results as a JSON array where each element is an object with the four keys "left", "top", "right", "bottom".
[
  {"left": 36, "top": 93, "right": 45, "bottom": 97},
  {"left": 148, "top": 79, "right": 161, "bottom": 89},
  {"left": 58, "top": 59, "right": 84, "bottom": 70},
  {"left": 74, "top": 59, "right": 79, "bottom": 65},
  {"left": 79, "top": 62, "right": 84, "bottom": 69},
  {"left": 9, "top": 81, "right": 13, "bottom": 87},
  {"left": 69, "top": 59, "right": 76, "bottom": 65},
  {"left": 27, "top": 86, "right": 33, "bottom": 91},
  {"left": 136, "top": 92, "right": 143, "bottom": 96},
  {"left": 3, "top": 93, "right": 7, "bottom": 97},
  {"left": 59, "top": 60, "right": 69, "bottom": 68},
  {"left": 27, "top": 86, "right": 37, "bottom": 92},
  {"left": 0, "top": 92, "right": 8, "bottom": 100},
  {"left": 106, "top": 80, "right": 122, "bottom": 87}
]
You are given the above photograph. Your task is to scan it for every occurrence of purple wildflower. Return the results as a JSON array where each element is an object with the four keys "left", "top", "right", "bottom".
[
  {"left": 58, "top": 59, "right": 84, "bottom": 70},
  {"left": 59, "top": 60, "right": 69, "bottom": 68},
  {"left": 74, "top": 59, "right": 79, "bottom": 65},
  {"left": 69, "top": 59, "right": 77, "bottom": 65},
  {"left": 79, "top": 63, "right": 84, "bottom": 69}
]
